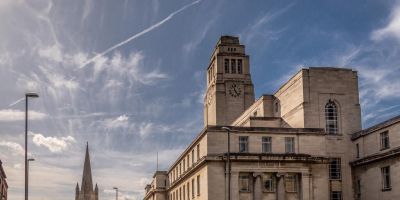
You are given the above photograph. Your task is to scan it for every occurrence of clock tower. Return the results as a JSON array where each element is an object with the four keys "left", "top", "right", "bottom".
[{"left": 204, "top": 36, "right": 255, "bottom": 126}]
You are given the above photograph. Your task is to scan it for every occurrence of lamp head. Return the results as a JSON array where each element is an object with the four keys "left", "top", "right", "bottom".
[
  {"left": 28, "top": 158, "right": 35, "bottom": 161},
  {"left": 26, "top": 92, "right": 39, "bottom": 98},
  {"left": 113, "top": 187, "right": 118, "bottom": 190},
  {"left": 221, "top": 126, "right": 231, "bottom": 132}
]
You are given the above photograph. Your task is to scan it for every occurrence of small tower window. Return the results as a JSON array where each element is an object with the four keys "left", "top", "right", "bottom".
[
  {"left": 224, "top": 59, "right": 229, "bottom": 73},
  {"left": 238, "top": 59, "right": 242, "bottom": 74},
  {"left": 325, "top": 100, "right": 338, "bottom": 135},
  {"left": 231, "top": 59, "right": 236, "bottom": 73}
]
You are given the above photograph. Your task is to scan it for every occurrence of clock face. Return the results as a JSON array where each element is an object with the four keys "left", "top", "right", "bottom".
[{"left": 229, "top": 83, "right": 242, "bottom": 97}]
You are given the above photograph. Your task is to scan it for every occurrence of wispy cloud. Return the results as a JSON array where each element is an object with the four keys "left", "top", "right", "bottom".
[
  {"left": 29, "top": 132, "right": 76, "bottom": 153},
  {"left": 79, "top": 0, "right": 202, "bottom": 69},
  {"left": 0, "top": 141, "right": 25, "bottom": 156},
  {"left": 371, "top": 4, "right": 400, "bottom": 41},
  {"left": 241, "top": 3, "right": 295, "bottom": 44},
  {"left": 0, "top": 109, "right": 47, "bottom": 121},
  {"left": 104, "top": 115, "right": 129, "bottom": 129}
]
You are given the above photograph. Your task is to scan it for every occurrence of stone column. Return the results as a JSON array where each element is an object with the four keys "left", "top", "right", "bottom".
[
  {"left": 230, "top": 172, "right": 240, "bottom": 200},
  {"left": 253, "top": 173, "right": 262, "bottom": 200},
  {"left": 276, "top": 173, "right": 286, "bottom": 200},
  {"left": 301, "top": 173, "right": 312, "bottom": 200}
]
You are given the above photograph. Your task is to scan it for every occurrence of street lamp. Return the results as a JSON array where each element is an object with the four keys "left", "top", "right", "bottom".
[
  {"left": 222, "top": 126, "right": 231, "bottom": 200},
  {"left": 113, "top": 187, "right": 118, "bottom": 200},
  {"left": 25, "top": 92, "right": 39, "bottom": 200}
]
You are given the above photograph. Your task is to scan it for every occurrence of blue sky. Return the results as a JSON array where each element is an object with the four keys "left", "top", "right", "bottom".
[{"left": 0, "top": 0, "right": 400, "bottom": 200}]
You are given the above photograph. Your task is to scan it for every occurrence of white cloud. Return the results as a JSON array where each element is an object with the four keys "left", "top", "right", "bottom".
[
  {"left": 371, "top": 5, "right": 400, "bottom": 41},
  {"left": 38, "top": 44, "right": 63, "bottom": 62},
  {"left": 29, "top": 132, "right": 76, "bottom": 152},
  {"left": 0, "top": 109, "right": 47, "bottom": 121},
  {"left": 0, "top": 141, "right": 25, "bottom": 155},
  {"left": 104, "top": 115, "right": 129, "bottom": 129}
]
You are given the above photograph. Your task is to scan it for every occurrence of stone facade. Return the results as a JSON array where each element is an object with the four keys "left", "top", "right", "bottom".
[
  {"left": 350, "top": 116, "right": 400, "bottom": 200},
  {"left": 0, "top": 160, "right": 7, "bottom": 200},
  {"left": 76, "top": 143, "right": 99, "bottom": 200},
  {"left": 142, "top": 36, "right": 400, "bottom": 200}
]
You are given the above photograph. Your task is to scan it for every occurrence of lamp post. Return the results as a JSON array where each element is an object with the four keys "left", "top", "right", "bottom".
[
  {"left": 222, "top": 126, "right": 231, "bottom": 200},
  {"left": 113, "top": 187, "right": 118, "bottom": 200},
  {"left": 25, "top": 92, "right": 39, "bottom": 200}
]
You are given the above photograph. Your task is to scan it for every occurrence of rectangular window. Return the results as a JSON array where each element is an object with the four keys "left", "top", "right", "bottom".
[
  {"left": 356, "top": 143, "right": 360, "bottom": 158},
  {"left": 263, "top": 173, "right": 275, "bottom": 192},
  {"left": 330, "top": 191, "right": 342, "bottom": 200},
  {"left": 187, "top": 155, "right": 189, "bottom": 168},
  {"left": 239, "top": 136, "right": 249, "bottom": 153},
  {"left": 262, "top": 137, "right": 272, "bottom": 153},
  {"left": 285, "top": 137, "right": 295, "bottom": 153},
  {"left": 197, "top": 175, "right": 200, "bottom": 196},
  {"left": 355, "top": 179, "right": 361, "bottom": 199},
  {"left": 183, "top": 185, "right": 185, "bottom": 200},
  {"left": 329, "top": 158, "right": 341, "bottom": 180},
  {"left": 191, "top": 179, "right": 195, "bottom": 198},
  {"left": 237, "top": 59, "right": 242, "bottom": 74},
  {"left": 179, "top": 163, "right": 181, "bottom": 176},
  {"left": 187, "top": 182, "right": 190, "bottom": 200},
  {"left": 183, "top": 158, "right": 185, "bottom": 171},
  {"left": 380, "top": 131, "right": 390, "bottom": 150},
  {"left": 285, "top": 174, "right": 298, "bottom": 192},
  {"left": 239, "top": 173, "right": 250, "bottom": 192},
  {"left": 381, "top": 166, "right": 391, "bottom": 190},
  {"left": 192, "top": 149, "right": 195, "bottom": 164},
  {"left": 231, "top": 59, "right": 236, "bottom": 73},
  {"left": 224, "top": 59, "right": 229, "bottom": 73},
  {"left": 179, "top": 187, "right": 181, "bottom": 200},
  {"left": 197, "top": 144, "right": 200, "bottom": 161}
]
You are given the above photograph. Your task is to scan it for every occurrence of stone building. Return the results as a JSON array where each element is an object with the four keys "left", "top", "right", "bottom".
[
  {"left": 0, "top": 160, "right": 7, "bottom": 200},
  {"left": 142, "top": 36, "right": 400, "bottom": 200},
  {"left": 76, "top": 143, "right": 99, "bottom": 200}
]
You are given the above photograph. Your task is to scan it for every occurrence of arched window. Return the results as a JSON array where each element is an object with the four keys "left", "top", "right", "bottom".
[{"left": 325, "top": 100, "right": 338, "bottom": 134}]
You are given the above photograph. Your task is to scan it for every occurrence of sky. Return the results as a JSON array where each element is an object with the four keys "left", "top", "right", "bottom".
[{"left": 0, "top": 0, "right": 400, "bottom": 199}]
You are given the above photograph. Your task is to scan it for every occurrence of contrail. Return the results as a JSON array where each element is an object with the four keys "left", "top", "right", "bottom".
[
  {"left": 78, "top": 0, "right": 201, "bottom": 69},
  {"left": 8, "top": 97, "right": 25, "bottom": 107}
]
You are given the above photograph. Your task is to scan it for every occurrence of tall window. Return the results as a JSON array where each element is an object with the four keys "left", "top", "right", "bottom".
[
  {"left": 192, "top": 149, "right": 195, "bottom": 164},
  {"left": 329, "top": 158, "right": 341, "bottom": 180},
  {"left": 381, "top": 166, "right": 391, "bottom": 190},
  {"left": 263, "top": 173, "right": 275, "bottom": 192},
  {"left": 355, "top": 179, "right": 361, "bottom": 199},
  {"left": 197, "top": 144, "right": 200, "bottom": 161},
  {"left": 239, "top": 136, "right": 249, "bottom": 153},
  {"left": 237, "top": 59, "right": 243, "bottom": 74},
  {"left": 285, "top": 137, "right": 295, "bottom": 153},
  {"left": 224, "top": 59, "right": 229, "bottom": 73},
  {"left": 239, "top": 173, "right": 250, "bottom": 192},
  {"left": 187, "top": 182, "right": 190, "bottom": 200},
  {"left": 330, "top": 191, "right": 342, "bottom": 200},
  {"left": 356, "top": 143, "right": 360, "bottom": 158},
  {"left": 179, "top": 187, "right": 182, "bottom": 200},
  {"left": 325, "top": 100, "right": 338, "bottom": 134},
  {"left": 380, "top": 131, "right": 390, "bottom": 150},
  {"left": 183, "top": 185, "right": 185, "bottom": 200},
  {"left": 197, "top": 175, "right": 200, "bottom": 196},
  {"left": 183, "top": 158, "right": 186, "bottom": 171},
  {"left": 285, "top": 174, "right": 298, "bottom": 192},
  {"left": 187, "top": 155, "right": 189, "bottom": 168},
  {"left": 262, "top": 137, "right": 272, "bottom": 153},
  {"left": 191, "top": 179, "right": 195, "bottom": 198},
  {"left": 231, "top": 59, "right": 236, "bottom": 73}
]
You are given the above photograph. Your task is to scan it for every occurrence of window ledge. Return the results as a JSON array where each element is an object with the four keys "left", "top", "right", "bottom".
[
  {"left": 380, "top": 147, "right": 390, "bottom": 151},
  {"left": 382, "top": 188, "right": 391, "bottom": 192},
  {"left": 239, "top": 190, "right": 251, "bottom": 193}
]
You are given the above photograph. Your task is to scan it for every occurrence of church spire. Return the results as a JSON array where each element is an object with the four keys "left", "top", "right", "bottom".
[{"left": 81, "top": 142, "right": 93, "bottom": 193}]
